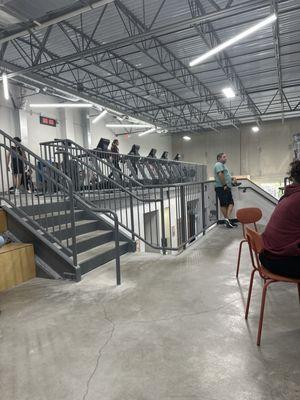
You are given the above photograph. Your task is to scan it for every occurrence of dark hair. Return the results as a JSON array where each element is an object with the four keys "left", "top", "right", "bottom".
[
  {"left": 217, "top": 152, "right": 225, "bottom": 161},
  {"left": 13, "top": 137, "right": 21, "bottom": 143},
  {"left": 289, "top": 160, "right": 300, "bottom": 184},
  {"left": 112, "top": 139, "right": 119, "bottom": 145}
]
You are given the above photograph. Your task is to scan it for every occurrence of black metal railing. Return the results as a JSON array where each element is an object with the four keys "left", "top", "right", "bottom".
[
  {"left": 0, "top": 130, "right": 121, "bottom": 284},
  {"left": 41, "top": 139, "right": 206, "bottom": 185},
  {"left": 92, "top": 149, "right": 207, "bottom": 184},
  {"left": 40, "top": 139, "right": 218, "bottom": 252}
]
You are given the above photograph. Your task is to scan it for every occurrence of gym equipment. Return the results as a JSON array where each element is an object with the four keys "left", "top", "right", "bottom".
[
  {"left": 293, "top": 133, "right": 300, "bottom": 160},
  {"left": 126, "top": 144, "right": 141, "bottom": 181},
  {"left": 148, "top": 149, "right": 157, "bottom": 158},
  {"left": 97, "top": 138, "right": 110, "bottom": 151}
]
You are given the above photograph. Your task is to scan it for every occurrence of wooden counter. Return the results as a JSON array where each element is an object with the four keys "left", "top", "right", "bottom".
[
  {"left": 0, "top": 209, "right": 7, "bottom": 233},
  {"left": 0, "top": 243, "right": 36, "bottom": 292}
]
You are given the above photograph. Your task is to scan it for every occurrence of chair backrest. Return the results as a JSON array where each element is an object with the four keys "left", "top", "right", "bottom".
[
  {"left": 246, "top": 227, "right": 264, "bottom": 254},
  {"left": 237, "top": 207, "right": 262, "bottom": 239},
  {"left": 236, "top": 208, "right": 262, "bottom": 224}
]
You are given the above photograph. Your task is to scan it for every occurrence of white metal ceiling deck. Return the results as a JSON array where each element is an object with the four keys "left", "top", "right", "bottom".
[{"left": 0, "top": 0, "right": 299, "bottom": 134}]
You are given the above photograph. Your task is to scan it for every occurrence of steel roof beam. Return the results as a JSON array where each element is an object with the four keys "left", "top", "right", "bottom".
[
  {"left": 56, "top": 20, "right": 222, "bottom": 132},
  {"left": 0, "top": 38, "right": 197, "bottom": 130},
  {"left": 2, "top": 0, "right": 270, "bottom": 76},
  {"left": 0, "top": 0, "right": 115, "bottom": 44},
  {"left": 1, "top": 57, "right": 201, "bottom": 130},
  {"left": 271, "top": 0, "right": 285, "bottom": 123},
  {"left": 189, "top": 0, "right": 262, "bottom": 125},
  {"left": 0, "top": 3, "right": 222, "bottom": 131},
  {"left": 4, "top": 32, "right": 206, "bottom": 130},
  {"left": 114, "top": 0, "right": 240, "bottom": 129}
]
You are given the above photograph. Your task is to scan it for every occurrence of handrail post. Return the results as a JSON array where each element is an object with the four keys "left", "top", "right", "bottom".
[
  {"left": 201, "top": 182, "right": 206, "bottom": 235},
  {"left": 114, "top": 215, "right": 121, "bottom": 285},
  {"left": 68, "top": 183, "right": 78, "bottom": 267},
  {"left": 180, "top": 185, "right": 187, "bottom": 248},
  {"left": 129, "top": 181, "right": 135, "bottom": 241},
  {"left": 160, "top": 187, "right": 167, "bottom": 254}
]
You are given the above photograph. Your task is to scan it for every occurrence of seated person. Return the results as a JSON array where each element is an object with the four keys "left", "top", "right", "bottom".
[
  {"left": 260, "top": 160, "right": 300, "bottom": 279},
  {"left": 0, "top": 232, "right": 11, "bottom": 248}
]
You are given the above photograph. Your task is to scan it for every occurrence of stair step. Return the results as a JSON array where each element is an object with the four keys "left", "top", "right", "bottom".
[
  {"left": 78, "top": 241, "right": 129, "bottom": 274},
  {"left": 63, "top": 230, "right": 113, "bottom": 253},
  {"left": 52, "top": 220, "right": 103, "bottom": 241},
  {"left": 34, "top": 210, "right": 89, "bottom": 227}
]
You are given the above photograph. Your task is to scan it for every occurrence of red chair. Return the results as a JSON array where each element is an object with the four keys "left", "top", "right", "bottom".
[
  {"left": 236, "top": 208, "right": 262, "bottom": 278},
  {"left": 245, "top": 227, "right": 300, "bottom": 346}
]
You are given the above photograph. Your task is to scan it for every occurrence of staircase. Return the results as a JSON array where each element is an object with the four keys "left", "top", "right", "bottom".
[
  {"left": 4, "top": 200, "right": 135, "bottom": 280},
  {"left": 0, "top": 130, "right": 135, "bottom": 283}
]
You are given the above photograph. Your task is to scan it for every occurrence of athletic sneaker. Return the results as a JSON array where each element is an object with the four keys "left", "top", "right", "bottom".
[
  {"left": 225, "top": 219, "right": 234, "bottom": 228},
  {"left": 230, "top": 220, "right": 238, "bottom": 227}
]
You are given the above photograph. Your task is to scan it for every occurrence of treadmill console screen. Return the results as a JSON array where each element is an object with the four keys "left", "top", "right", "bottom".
[{"left": 97, "top": 138, "right": 110, "bottom": 151}]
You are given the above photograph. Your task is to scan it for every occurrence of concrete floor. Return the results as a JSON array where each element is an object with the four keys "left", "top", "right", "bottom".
[{"left": 0, "top": 225, "right": 299, "bottom": 400}]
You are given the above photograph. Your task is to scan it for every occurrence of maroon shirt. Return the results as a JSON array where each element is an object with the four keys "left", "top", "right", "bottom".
[{"left": 262, "top": 184, "right": 300, "bottom": 258}]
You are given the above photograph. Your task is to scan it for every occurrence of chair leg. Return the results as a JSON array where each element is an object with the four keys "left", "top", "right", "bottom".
[
  {"left": 245, "top": 268, "right": 257, "bottom": 319},
  {"left": 257, "top": 280, "right": 274, "bottom": 346},
  {"left": 236, "top": 239, "right": 247, "bottom": 278}
]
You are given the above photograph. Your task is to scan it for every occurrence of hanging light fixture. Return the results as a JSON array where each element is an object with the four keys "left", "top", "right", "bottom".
[{"left": 190, "top": 14, "right": 277, "bottom": 67}]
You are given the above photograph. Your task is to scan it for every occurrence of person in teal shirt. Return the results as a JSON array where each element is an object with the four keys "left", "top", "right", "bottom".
[{"left": 214, "top": 152, "right": 238, "bottom": 228}]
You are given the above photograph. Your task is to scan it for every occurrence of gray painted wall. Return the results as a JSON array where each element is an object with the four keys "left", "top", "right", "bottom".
[{"left": 172, "top": 118, "right": 300, "bottom": 185}]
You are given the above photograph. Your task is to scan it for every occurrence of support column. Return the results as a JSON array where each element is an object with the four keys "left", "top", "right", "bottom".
[
  {"left": 59, "top": 108, "right": 77, "bottom": 141},
  {"left": 81, "top": 109, "right": 91, "bottom": 149},
  {"left": 17, "top": 109, "right": 29, "bottom": 146}
]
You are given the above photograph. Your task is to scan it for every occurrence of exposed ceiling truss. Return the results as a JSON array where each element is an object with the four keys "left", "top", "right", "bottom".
[{"left": 0, "top": 0, "right": 299, "bottom": 135}]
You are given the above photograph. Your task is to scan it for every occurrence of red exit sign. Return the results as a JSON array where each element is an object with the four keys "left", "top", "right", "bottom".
[{"left": 40, "top": 116, "right": 57, "bottom": 127}]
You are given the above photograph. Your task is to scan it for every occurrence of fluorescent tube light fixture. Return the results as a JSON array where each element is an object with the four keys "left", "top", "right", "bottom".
[
  {"left": 92, "top": 110, "right": 108, "bottom": 124},
  {"left": 222, "top": 87, "right": 235, "bottom": 99},
  {"left": 138, "top": 128, "right": 156, "bottom": 137},
  {"left": 190, "top": 13, "right": 277, "bottom": 67},
  {"left": 2, "top": 73, "right": 9, "bottom": 100},
  {"left": 106, "top": 124, "right": 153, "bottom": 129},
  {"left": 30, "top": 103, "right": 93, "bottom": 108},
  {"left": 252, "top": 126, "right": 260, "bottom": 133},
  {"left": 183, "top": 136, "right": 191, "bottom": 141}
]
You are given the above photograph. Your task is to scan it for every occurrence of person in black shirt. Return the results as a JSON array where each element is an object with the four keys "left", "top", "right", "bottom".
[
  {"left": 6, "top": 137, "right": 26, "bottom": 195},
  {"left": 109, "top": 139, "right": 122, "bottom": 179}
]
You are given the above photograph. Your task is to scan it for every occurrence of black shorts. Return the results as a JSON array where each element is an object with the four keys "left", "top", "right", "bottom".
[
  {"left": 215, "top": 187, "right": 234, "bottom": 207},
  {"left": 12, "top": 158, "right": 24, "bottom": 175},
  {"left": 259, "top": 252, "right": 300, "bottom": 279}
]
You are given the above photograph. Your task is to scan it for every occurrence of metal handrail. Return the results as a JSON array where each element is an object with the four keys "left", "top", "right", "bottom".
[
  {"left": 40, "top": 139, "right": 144, "bottom": 188},
  {"left": 238, "top": 178, "right": 278, "bottom": 205},
  {"left": 40, "top": 138, "right": 218, "bottom": 252},
  {"left": 0, "top": 131, "right": 78, "bottom": 266},
  {"left": 40, "top": 138, "right": 206, "bottom": 185},
  {"left": 0, "top": 131, "right": 122, "bottom": 284},
  {"left": 73, "top": 194, "right": 121, "bottom": 285},
  {"left": 40, "top": 139, "right": 203, "bottom": 167}
]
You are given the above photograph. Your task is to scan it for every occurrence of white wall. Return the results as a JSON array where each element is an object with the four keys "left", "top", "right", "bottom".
[
  {"left": 0, "top": 85, "right": 21, "bottom": 137},
  {"left": 172, "top": 118, "right": 300, "bottom": 186},
  {"left": 0, "top": 87, "right": 86, "bottom": 156},
  {"left": 0, "top": 86, "right": 171, "bottom": 158}
]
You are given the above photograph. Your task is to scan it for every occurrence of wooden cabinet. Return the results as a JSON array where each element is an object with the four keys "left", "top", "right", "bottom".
[
  {"left": 0, "top": 243, "right": 36, "bottom": 292},
  {"left": 0, "top": 209, "right": 7, "bottom": 233}
]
